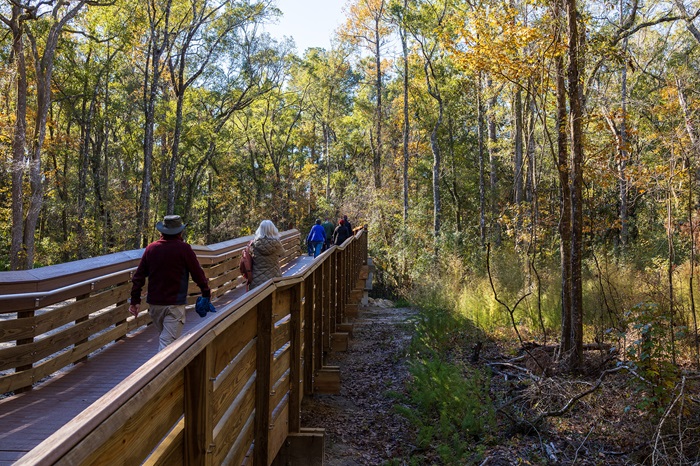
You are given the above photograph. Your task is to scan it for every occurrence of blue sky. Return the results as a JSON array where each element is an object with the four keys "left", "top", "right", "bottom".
[{"left": 265, "top": 0, "right": 347, "bottom": 53}]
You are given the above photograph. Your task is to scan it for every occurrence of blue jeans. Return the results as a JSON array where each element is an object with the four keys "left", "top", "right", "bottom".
[{"left": 310, "top": 241, "right": 323, "bottom": 257}]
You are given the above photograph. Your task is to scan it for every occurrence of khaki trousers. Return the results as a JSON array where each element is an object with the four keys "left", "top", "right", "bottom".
[{"left": 148, "top": 304, "right": 186, "bottom": 351}]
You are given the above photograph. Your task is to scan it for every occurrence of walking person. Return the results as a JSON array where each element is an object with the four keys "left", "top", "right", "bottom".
[
  {"left": 342, "top": 214, "right": 352, "bottom": 233},
  {"left": 129, "top": 215, "right": 213, "bottom": 351},
  {"left": 250, "top": 220, "right": 285, "bottom": 289},
  {"left": 306, "top": 219, "right": 326, "bottom": 258},
  {"left": 332, "top": 219, "right": 351, "bottom": 246},
  {"left": 321, "top": 217, "right": 335, "bottom": 250}
]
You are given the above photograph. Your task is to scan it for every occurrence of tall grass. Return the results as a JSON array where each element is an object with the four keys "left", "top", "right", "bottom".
[{"left": 399, "top": 244, "right": 700, "bottom": 364}]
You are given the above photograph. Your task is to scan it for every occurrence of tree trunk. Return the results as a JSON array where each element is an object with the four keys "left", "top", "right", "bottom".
[
  {"left": 618, "top": 11, "right": 630, "bottom": 249},
  {"left": 373, "top": 14, "right": 383, "bottom": 189},
  {"left": 401, "top": 10, "right": 409, "bottom": 223},
  {"left": 139, "top": 0, "right": 172, "bottom": 247},
  {"left": 487, "top": 78, "right": 500, "bottom": 244},
  {"left": 9, "top": 4, "right": 27, "bottom": 270},
  {"left": 567, "top": 0, "right": 585, "bottom": 370},
  {"left": 514, "top": 87, "right": 524, "bottom": 233},
  {"left": 555, "top": 0, "right": 573, "bottom": 358},
  {"left": 478, "top": 73, "right": 487, "bottom": 247},
  {"left": 166, "top": 88, "right": 185, "bottom": 214}
]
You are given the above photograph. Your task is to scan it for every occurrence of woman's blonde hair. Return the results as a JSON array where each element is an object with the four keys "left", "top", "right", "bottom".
[{"left": 254, "top": 220, "right": 280, "bottom": 240}]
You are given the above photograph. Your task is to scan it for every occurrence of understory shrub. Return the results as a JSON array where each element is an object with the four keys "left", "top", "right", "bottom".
[{"left": 396, "top": 287, "right": 495, "bottom": 464}]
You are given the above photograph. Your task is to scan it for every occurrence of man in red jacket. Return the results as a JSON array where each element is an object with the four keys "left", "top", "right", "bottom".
[{"left": 129, "top": 215, "right": 211, "bottom": 351}]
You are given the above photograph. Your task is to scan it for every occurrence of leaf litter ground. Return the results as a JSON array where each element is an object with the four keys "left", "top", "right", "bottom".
[{"left": 301, "top": 300, "right": 700, "bottom": 465}]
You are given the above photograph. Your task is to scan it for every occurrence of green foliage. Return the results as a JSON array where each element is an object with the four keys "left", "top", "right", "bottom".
[
  {"left": 393, "top": 288, "right": 494, "bottom": 464},
  {"left": 624, "top": 302, "right": 681, "bottom": 414}
]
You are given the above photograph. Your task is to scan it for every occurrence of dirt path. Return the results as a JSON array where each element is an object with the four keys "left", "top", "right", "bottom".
[{"left": 301, "top": 300, "right": 416, "bottom": 465}]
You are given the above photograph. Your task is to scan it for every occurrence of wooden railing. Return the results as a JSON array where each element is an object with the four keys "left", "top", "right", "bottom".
[
  {"left": 3, "top": 227, "right": 369, "bottom": 465},
  {"left": 0, "top": 230, "right": 302, "bottom": 395}
]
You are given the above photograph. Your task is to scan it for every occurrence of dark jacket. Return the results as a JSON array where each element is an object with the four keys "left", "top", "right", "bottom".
[
  {"left": 321, "top": 220, "right": 334, "bottom": 240},
  {"left": 307, "top": 224, "right": 326, "bottom": 243},
  {"left": 250, "top": 236, "right": 285, "bottom": 289},
  {"left": 130, "top": 237, "right": 210, "bottom": 305},
  {"left": 333, "top": 224, "right": 351, "bottom": 246}
]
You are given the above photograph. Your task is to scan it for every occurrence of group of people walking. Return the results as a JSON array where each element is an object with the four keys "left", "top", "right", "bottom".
[
  {"left": 128, "top": 213, "right": 354, "bottom": 352},
  {"left": 306, "top": 215, "right": 353, "bottom": 258}
]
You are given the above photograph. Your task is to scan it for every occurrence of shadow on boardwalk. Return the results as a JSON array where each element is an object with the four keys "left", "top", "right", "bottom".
[{"left": 301, "top": 300, "right": 416, "bottom": 465}]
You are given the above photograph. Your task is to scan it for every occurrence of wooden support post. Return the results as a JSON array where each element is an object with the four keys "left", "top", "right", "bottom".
[
  {"left": 14, "top": 307, "right": 35, "bottom": 393},
  {"left": 75, "top": 293, "right": 90, "bottom": 364},
  {"left": 314, "top": 367, "right": 341, "bottom": 394},
  {"left": 303, "top": 275, "right": 315, "bottom": 397},
  {"left": 338, "top": 251, "right": 345, "bottom": 325},
  {"left": 330, "top": 332, "right": 349, "bottom": 352},
  {"left": 289, "top": 283, "right": 303, "bottom": 433},
  {"left": 254, "top": 294, "right": 274, "bottom": 466},
  {"left": 325, "top": 253, "right": 335, "bottom": 356},
  {"left": 270, "top": 428, "right": 325, "bottom": 466},
  {"left": 314, "top": 266, "right": 323, "bottom": 382},
  {"left": 185, "top": 345, "right": 214, "bottom": 465},
  {"left": 350, "top": 289, "right": 364, "bottom": 302},
  {"left": 337, "top": 323, "right": 353, "bottom": 338}
]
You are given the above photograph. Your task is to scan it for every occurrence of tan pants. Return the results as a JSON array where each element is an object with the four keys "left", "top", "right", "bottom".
[{"left": 148, "top": 304, "right": 186, "bottom": 351}]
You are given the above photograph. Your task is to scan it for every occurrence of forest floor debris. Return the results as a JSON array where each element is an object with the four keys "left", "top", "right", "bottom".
[{"left": 302, "top": 299, "right": 700, "bottom": 465}]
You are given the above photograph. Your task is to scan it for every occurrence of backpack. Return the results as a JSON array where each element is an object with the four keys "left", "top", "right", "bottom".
[{"left": 239, "top": 241, "right": 253, "bottom": 286}]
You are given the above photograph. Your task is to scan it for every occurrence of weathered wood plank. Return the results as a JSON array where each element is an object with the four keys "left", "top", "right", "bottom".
[
  {"left": 268, "top": 397, "right": 289, "bottom": 461},
  {"left": 213, "top": 373, "right": 255, "bottom": 449},
  {"left": 211, "top": 307, "right": 257, "bottom": 377},
  {"left": 212, "top": 341, "right": 256, "bottom": 426},
  {"left": 75, "top": 373, "right": 185, "bottom": 465},
  {"left": 144, "top": 418, "right": 184, "bottom": 466}
]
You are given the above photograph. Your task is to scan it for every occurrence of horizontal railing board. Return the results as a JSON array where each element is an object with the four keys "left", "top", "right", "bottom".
[
  {"left": 213, "top": 343, "right": 256, "bottom": 427},
  {"left": 79, "top": 373, "right": 185, "bottom": 465},
  {"left": 144, "top": 417, "right": 185, "bottom": 466},
  {"left": 0, "top": 231, "right": 299, "bottom": 299},
  {"left": 213, "top": 371, "right": 256, "bottom": 455}
]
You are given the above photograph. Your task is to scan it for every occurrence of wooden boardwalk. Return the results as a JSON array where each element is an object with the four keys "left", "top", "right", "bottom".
[{"left": 0, "top": 255, "right": 316, "bottom": 465}]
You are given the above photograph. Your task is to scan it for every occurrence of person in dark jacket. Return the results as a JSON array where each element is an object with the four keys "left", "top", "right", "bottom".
[
  {"left": 342, "top": 215, "right": 352, "bottom": 233},
  {"left": 321, "top": 217, "right": 335, "bottom": 250},
  {"left": 250, "top": 220, "right": 285, "bottom": 289},
  {"left": 306, "top": 219, "right": 326, "bottom": 257},
  {"left": 129, "top": 215, "right": 211, "bottom": 351},
  {"left": 332, "top": 219, "right": 351, "bottom": 246}
]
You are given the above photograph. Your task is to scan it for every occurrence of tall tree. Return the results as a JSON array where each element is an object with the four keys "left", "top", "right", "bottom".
[
  {"left": 343, "top": 0, "right": 390, "bottom": 189},
  {"left": 138, "top": 0, "right": 173, "bottom": 247},
  {"left": 567, "top": 0, "right": 585, "bottom": 370},
  {"left": 164, "top": 0, "right": 271, "bottom": 214},
  {"left": 4, "top": 0, "right": 105, "bottom": 269}
]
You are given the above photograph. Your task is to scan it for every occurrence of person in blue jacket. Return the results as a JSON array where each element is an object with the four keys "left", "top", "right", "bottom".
[{"left": 306, "top": 219, "right": 326, "bottom": 258}]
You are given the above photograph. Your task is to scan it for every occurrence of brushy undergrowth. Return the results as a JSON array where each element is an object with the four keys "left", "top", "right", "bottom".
[{"left": 392, "top": 284, "right": 495, "bottom": 465}]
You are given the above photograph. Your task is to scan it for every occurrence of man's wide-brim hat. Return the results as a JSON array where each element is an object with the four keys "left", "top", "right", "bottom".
[{"left": 156, "top": 215, "right": 187, "bottom": 235}]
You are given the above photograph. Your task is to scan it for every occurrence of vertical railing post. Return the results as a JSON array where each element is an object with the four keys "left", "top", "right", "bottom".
[
  {"left": 15, "top": 306, "right": 35, "bottom": 393},
  {"left": 75, "top": 293, "right": 90, "bottom": 364},
  {"left": 326, "top": 252, "right": 335, "bottom": 354},
  {"left": 289, "top": 283, "right": 303, "bottom": 432},
  {"left": 318, "top": 259, "right": 327, "bottom": 370},
  {"left": 303, "top": 274, "right": 315, "bottom": 396},
  {"left": 184, "top": 345, "right": 214, "bottom": 465},
  {"left": 254, "top": 293, "right": 274, "bottom": 466},
  {"left": 338, "top": 249, "right": 346, "bottom": 325}
]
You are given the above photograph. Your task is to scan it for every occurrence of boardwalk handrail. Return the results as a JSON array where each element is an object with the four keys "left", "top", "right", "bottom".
[
  {"left": 0, "top": 230, "right": 301, "bottom": 395},
  {"left": 7, "top": 227, "right": 369, "bottom": 465}
]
